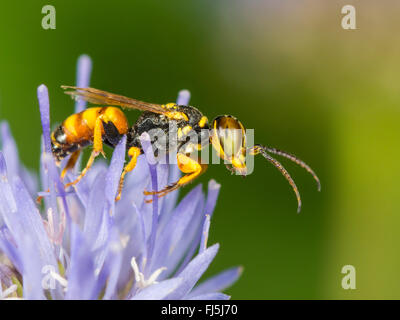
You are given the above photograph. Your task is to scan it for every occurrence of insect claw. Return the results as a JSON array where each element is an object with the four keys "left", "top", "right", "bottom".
[{"left": 143, "top": 189, "right": 155, "bottom": 196}]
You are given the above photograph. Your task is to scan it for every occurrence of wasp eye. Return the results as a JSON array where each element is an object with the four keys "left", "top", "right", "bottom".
[
  {"left": 53, "top": 126, "right": 67, "bottom": 144},
  {"left": 211, "top": 116, "right": 245, "bottom": 158},
  {"left": 210, "top": 115, "right": 247, "bottom": 175}
]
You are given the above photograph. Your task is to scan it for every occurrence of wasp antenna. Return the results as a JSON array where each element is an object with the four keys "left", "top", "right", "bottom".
[
  {"left": 250, "top": 145, "right": 302, "bottom": 213},
  {"left": 265, "top": 146, "right": 321, "bottom": 192}
]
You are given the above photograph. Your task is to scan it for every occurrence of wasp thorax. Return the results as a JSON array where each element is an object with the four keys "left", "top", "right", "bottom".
[{"left": 210, "top": 115, "right": 247, "bottom": 175}]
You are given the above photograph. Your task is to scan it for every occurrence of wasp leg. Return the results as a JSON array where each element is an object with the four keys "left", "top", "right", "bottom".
[
  {"left": 144, "top": 153, "right": 207, "bottom": 201},
  {"left": 65, "top": 117, "right": 105, "bottom": 189},
  {"left": 61, "top": 149, "right": 81, "bottom": 180},
  {"left": 115, "top": 146, "right": 142, "bottom": 201},
  {"left": 249, "top": 145, "right": 302, "bottom": 213},
  {"left": 261, "top": 146, "right": 321, "bottom": 191},
  {"left": 225, "top": 164, "right": 236, "bottom": 175}
]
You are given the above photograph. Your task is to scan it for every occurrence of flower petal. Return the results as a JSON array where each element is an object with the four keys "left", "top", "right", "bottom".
[
  {"left": 0, "top": 154, "right": 60, "bottom": 299},
  {"left": 165, "top": 243, "right": 219, "bottom": 300},
  {"left": 150, "top": 185, "right": 203, "bottom": 275},
  {"left": 37, "top": 84, "right": 71, "bottom": 227},
  {"left": 188, "top": 293, "right": 230, "bottom": 300},
  {"left": 20, "top": 235, "right": 46, "bottom": 299},
  {"left": 65, "top": 224, "right": 103, "bottom": 300},
  {"left": 73, "top": 161, "right": 108, "bottom": 208},
  {"left": 99, "top": 228, "right": 124, "bottom": 300},
  {"left": 41, "top": 151, "right": 70, "bottom": 232},
  {"left": 0, "top": 121, "right": 37, "bottom": 195},
  {"left": 159, "top": 163, "right": 181, "bottom": 221},
  {"left": 140, "top": 133, "right": 159, "bottom": 271},
  {"left": 165, "top": 191, "right": 205, "bottom": 276},
  {"left": 37, "top": 85, "right": 52, "bottom": 154},
  {"left": 204, "top": 180, "right": 221, "bottom": 218},
  {"left": 0, "top": 263, "right": 14, "bottom": 287},
  {"left": 176, "top": 89, "right": 191, "bottom": 106},
  {"left": 83, "top": 170, "right": 107, "bottom": 246},
  {"left": 131, "top": 278, "right": 183, "bottom": 300},
  {"left": 0, "top": 227, "right": 21, "bottom": 272},
  {"left": 117, "top": 154, "right": 150, "bottom": 208},
  {"left": 0, "top": 153, "right": 18, "bottom": 232},
  {"left": 11, "top": 176, "right": 58, "bottom": 270},
  {"left": 75, "top": 54, "right": 93, "bottom": 113},
  {"left": 188, "top": 266, "right": 243, "bottom": 298},
  {"left": 199, "top": 214, "right": 210, "bottom": 253},
  {"left": 174, "top": 180, "right": 220, "bottom": 274},
  {"left": 0, "top": 122, "right": 19, "bottom": 178},
  {"left": 104, "top": 135, "right": 126, "bottom": 217}
]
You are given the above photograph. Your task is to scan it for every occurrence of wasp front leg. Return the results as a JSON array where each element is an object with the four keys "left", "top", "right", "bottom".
[
  {"left": 61, "top": 149, "right": 81, "bottom": 180},
  {"left": 144, "top": 153, "right": 207, "bottom": 200},
  {"left": 64, "top": 116, "right": 105, "bottom": 189},
  {"left": 115, "top": 146, "right": 142, "bottom": 201}
]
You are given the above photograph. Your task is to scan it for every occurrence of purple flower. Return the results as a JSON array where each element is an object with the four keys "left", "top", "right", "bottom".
[{"left": 0, "top": 55, "right": 241, "bottom": 300}]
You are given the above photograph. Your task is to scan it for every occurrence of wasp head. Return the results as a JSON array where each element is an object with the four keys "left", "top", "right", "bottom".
[
  {"left": 51, "top": 125, "right": 76, "bottom": 162},
  {"left": 210, "top": 115, "right": 247, "bottom": 176}
]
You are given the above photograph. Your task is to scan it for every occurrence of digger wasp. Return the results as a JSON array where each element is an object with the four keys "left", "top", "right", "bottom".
[{"left": 51, "top": 86, "right": 320, "bottom": 212}]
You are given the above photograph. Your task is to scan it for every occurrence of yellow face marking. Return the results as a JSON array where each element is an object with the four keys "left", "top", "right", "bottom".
[{"left": 198, "top": 116, "right": 208, "bottom": 128}]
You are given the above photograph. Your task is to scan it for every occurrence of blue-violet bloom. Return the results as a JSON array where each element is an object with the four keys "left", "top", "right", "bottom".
[{"left": 0, "top": 55, "right": 241, "bottom": 300}]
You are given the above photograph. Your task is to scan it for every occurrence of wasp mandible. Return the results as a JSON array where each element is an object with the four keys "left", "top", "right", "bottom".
[{"left": 51, "top": 86, "right": 320, "bottom": 212}]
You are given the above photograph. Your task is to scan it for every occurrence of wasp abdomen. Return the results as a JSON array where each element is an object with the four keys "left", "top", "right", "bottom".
[{"left": 51, "top": 106, "right": 129, "bottom": 161}]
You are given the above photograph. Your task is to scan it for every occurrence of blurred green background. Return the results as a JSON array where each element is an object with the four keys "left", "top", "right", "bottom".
[{"left": 1, "top": 0, "right": 400, "bottom": 299}]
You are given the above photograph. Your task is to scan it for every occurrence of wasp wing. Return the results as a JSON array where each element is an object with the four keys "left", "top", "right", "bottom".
[{"left": 61, "top": 86, "right": 168, "bottom": 115}]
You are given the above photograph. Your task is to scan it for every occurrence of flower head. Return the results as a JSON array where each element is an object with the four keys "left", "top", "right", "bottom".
[{"left": 0, "top": 55, "right": 241, "bottom": 299}]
